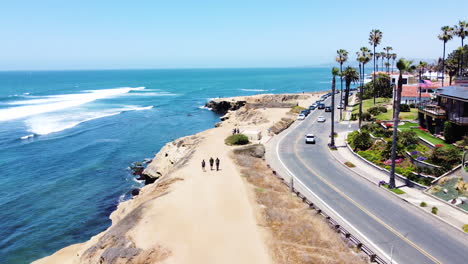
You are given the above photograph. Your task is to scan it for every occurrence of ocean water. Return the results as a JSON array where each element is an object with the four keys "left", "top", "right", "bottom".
[{"left": 0, "top": 68, "right": 335, "bottom": 264}]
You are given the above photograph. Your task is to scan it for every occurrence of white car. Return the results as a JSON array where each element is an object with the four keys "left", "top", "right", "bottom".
[
  {"left": 337, "top": 104, "right": 344, "bottom": 109},
  {"left": 317, "top": 116, "right": 326, "bottom": 122},
  {"left": 297, "top": 114, "right": 306, "bottom": 120},
  {"left": 305, "top": 134, "right": 316, "bottom": 144}
]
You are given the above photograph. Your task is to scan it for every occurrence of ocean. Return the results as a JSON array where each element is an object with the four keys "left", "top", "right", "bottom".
[{"left": 0, "top": 68, "right": 337, "bottom": 263}]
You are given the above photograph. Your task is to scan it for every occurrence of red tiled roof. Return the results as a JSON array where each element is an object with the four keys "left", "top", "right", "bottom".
[{"left": 401, "top": 85, "right": 431, "bottom": 98}]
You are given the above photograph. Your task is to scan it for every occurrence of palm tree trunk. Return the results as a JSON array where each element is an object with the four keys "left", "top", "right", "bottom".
[
  {"left": 462, "top": 38, "right": 465, "bottom": 75},
  {"left": 442, "top": 41, "right": 446, "bottom": 87},
  {"left": 340, "top": 63, "right": 343, "bottom": 120},
  {"left": 389, "top": 72, "right": 403, "bottom": 188},
  {"left": 358, "top": 64, "right": 363, "bottom": 128},
  {"left": 331, "top": 75, "right": 336, "bottom": 147},
  {"left": 344, "top": 81, "right": 350, "bottom": 108},
  {"left": 373, "top": 46, "right": 376, "bottom": 105},
  {"left": 419, "top": 70, "right": 422, "bottom": 103}
]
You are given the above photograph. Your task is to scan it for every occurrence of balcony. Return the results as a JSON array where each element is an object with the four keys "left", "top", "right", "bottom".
[{"left": 418, "top": 102, "right": 446, "bottom": 119}]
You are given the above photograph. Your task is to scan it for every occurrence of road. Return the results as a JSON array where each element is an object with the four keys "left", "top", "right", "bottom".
[{"left": 266, "top": 92, "right": 468, "bottom": 264}]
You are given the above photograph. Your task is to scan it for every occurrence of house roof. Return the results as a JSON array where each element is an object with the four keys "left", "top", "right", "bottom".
[
  {"left": 438, "top": 86, "right": 468, "bottom": 101},
  {"left": 401, "top": 85, "right": 432, "bottom": 98}
]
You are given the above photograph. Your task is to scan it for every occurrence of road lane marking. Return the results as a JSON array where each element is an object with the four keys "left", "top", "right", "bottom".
[{"left": 275, "top": 102, "right": 441, "bottom": 264}]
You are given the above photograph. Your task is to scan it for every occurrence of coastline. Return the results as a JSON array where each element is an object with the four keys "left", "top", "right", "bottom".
[{"left": 33, "top": 91, "right": 338, "bottom": 264}]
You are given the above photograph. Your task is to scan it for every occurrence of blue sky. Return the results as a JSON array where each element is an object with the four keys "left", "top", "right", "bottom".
[{"left": 1, "top": 0, "right": 467, "bottom": 70}]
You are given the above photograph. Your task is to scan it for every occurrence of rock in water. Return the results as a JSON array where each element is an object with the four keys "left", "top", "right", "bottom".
[
  {"left": 205, "top": 100, "right": 246, "bottom": 115},
  {"left": 131, "top": 189, "right": 140, "bottom": 196}
]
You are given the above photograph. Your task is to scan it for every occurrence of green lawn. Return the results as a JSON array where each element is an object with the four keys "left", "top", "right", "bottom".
[
  {"left": 382, "top": 184, "right": 406, "bottom": 194},
  {"left": 352, "top": 98, "right": 391, "bottom": 114},
  {"left": 351, "top": 98, "right": 417, "bottom": 121},
  {"left": 398, "top": 122, "right": 450, "bottom": 146}
]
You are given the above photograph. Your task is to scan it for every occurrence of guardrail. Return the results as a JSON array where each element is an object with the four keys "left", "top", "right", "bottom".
[{"left": 268, "top": 166, "right": 388, "bottom": 264}]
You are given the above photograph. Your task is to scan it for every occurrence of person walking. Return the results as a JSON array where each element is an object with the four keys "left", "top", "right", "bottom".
[
  {"left": 215, "top": 158, "right": 220, "bottom": 171},
  {"left": 209, "top": 157, "right": 214, "bottom": 171},
  {"left": 201, "top": 159, "right": 206, "bottom": 172}
]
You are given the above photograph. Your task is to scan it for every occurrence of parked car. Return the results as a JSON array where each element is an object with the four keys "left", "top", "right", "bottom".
[
  {"left": 309, "top": 104, "right": 317, "bottom": 110},
  {"left": 317, "top": 116, "right": 326, "bottom": 122},
  {"left": 335, "top": 90, "right": 340, "bottom": 94},
  {"left": 318, "top": 103, "right": 325, "bottom": 109},
  {"left": 297, "top": 114, "right": 306, "bottom": 120},
  {"left": 325, "top": 106, "right": 332, "bottom": 112},
  {"left": 301, "top": 109, "right": 310, "bottom": 116},
  {"left": 337, "top": 104, "right": 344, "bottom": 109},
  {"left": 305, "top": 134, "right": 316, "bottom": 144}
]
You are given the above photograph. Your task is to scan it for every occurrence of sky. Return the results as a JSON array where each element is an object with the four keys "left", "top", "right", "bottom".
[{"left": 0, "top": 0, "right": 467, "bottom": 71}]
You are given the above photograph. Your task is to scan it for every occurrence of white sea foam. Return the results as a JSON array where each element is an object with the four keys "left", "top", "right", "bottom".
[
  {"left": 198, "top": 105, "right": 212, "bottom": 110},
  {"left": 25, "top": 105, "right": 154, "bottom": 135},
  {"left": 0, "top": 87, "right": 146, "bottom": 121},
  {"left": 20, "top": 134, "right": 35, "bottom": 140},
  {"left": 240, "top": 89, "right": 268, "bottom": 92}
]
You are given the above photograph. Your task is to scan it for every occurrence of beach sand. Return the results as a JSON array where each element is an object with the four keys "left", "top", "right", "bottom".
[{"left": 33, "top": 92, "right": 326, "bottom": 264}]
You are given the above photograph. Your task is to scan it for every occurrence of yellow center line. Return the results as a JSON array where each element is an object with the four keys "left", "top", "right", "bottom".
[{"left": 291, "top": 120, "right": 441, "bottom": 264}]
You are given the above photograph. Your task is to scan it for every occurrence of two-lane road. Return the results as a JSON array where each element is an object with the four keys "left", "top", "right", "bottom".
[{"left": 267, "top": 93, "right": 468, "bottom": 264}]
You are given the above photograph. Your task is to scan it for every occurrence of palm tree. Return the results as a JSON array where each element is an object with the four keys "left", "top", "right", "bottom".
[
  {"left": 342, "top": 66, "right": 359, "bottom": 108},
  {"left": 389, "top": 59, "right": 416, "bottom": 188},
  {"left": 369, "top": 29, "right": 383, "bottom": 105},
  {"left": 383, "top": 46, "right": 393, "bottom": 73},
  {"left": 391, "top": 53, "right": 397, "bottom": 73},
  {"left": 454, "top": 21, "right": 467, "bottom": 75},
  {"left": 438, "top": 26, "right": 454, "bottom": 87},
  {"left": 380, "top": 52, "right": 386, "bottom": 70},
  {"left": 376, "top": 53, "right": 381, "bottom": 72},
  {"left": 330, "top": 67, "right": 340, "bottom": 148},
  {"left": 417, "top": 61, "right": 428, "bottom": 103},
  {"left": 357, "top": 47, "right": 371, "bottom": 128},
  {"left": 336, "top": 49, "right": 348, "bottom": 120}
]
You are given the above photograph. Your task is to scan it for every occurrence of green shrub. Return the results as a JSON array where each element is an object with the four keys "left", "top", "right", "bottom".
[
  {"left": 350, "top": 131, "right": 373, "bottom": 151},
  {"left": 463, "top": 224, "right": 468, "bottom": 233},
  {"left": 444, "top": 121, "right": 456, "bottom": 144},
  {"left": 399, "top": 130, "right": 419, "bottom": 146},
  {"left": 431, "top": 206, "right": 438, "bottom": 214},
  {"left": 382, "top": 140, "right": 405, "bottom": 159},
  {"left": 420, "top": 201, "right": 427, "bottom": 207},
  {"left": 350, "top": 113, "right": 358, "bottom": 121},
  {"left": 400, "top": 104, "right": 410, "bottom": 112},
  {"left": 368, "top": 106, "right": 381, "bottom": 116},
  {"left": 225, "top": 134, "right": 250, "bottom": 145},
  {"left": 290, "top": 106, "right": 306, "bottom": 114},
  {"left": 378, "top": 106, "right": 388, "bottom": 113},
  {"left": 409, "top": 103, "right": 416, "bottom": 108},
  {"left": 361, "top": 112, "right": 372, "bottom": 121},
  {"left": 429, "top": 146, "right": 461, "bottom": 170}
]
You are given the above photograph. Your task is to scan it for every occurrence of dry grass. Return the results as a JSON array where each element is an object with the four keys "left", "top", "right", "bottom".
[{"left": 232, "top": 146, "right": 368, "bottom": 264}]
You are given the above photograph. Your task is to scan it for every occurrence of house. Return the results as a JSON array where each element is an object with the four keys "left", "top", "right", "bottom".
[
  {"left": 418, "top": 86, "right": 468, "bottom": 136},
  {"left": 401, "top": 85, "right": 431, "bottom": 104}
]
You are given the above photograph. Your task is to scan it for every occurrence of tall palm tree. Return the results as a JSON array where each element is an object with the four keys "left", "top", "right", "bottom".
[
  {"left": 330, "top": 67, "right": 340, "bottom": 148},
  {"left": 391, "top": 53, "right": 397, "bottom": 73},
  {"left": 383, "top": 46, "right": 393, "bottom": 73},
  {"left": 342, "top": 66, "right": 359, "bottom": 108},
  {"left": 376, "top": 53, "right": 381, "bottom": 72},
  {"left": 389, "top": 59, "right": 416, "bottom": 188},
  {"left": 357, "top": 47, "right": 371, "bottom": 128},
  {"left": 336, "top": 49, "right": 348, "bottom": 120},
  {"left": 369, "top": 29, "right": 383, "bottom": 105},
  {"left": 417, "top": 61, "right": 427, "bottom": 103},
  {"left": 380, "top": 52, "right": 386, "bottom": 70},
  {"left": 454, "top": 21, "right": 467, "bottom": 75},
  {"left": 438, "top": 26, "right": 454, "bottom": 87}
]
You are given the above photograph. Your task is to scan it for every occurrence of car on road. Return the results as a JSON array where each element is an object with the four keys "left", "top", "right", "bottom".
[
  {"left": 337, "top": 104, "right": 344, "bottom": 109},
  {"left": 309, "top": 104, "right": 317, "bottom": 110},
  {"left": 305, "top": 134, "right": 316, "bottom": 144},
  {"left": 297, "top": 114, "right": 306, "bottom": 120},
  {"left": 318, "top": 103, "right": 325, "bottom": 109},
  {"left": 317, "top": 116, "right": 326, "bottom": 122},
  {"left": 324, "top": 106, "right": 332, "bottom": 112},
  {"left": 300, "top": 109, "right": 310, "bottom": 116}
]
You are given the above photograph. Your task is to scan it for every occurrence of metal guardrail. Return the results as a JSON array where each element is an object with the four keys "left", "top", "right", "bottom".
[{"left": 269, "top": 166, "right": 388, "bottom": 264}]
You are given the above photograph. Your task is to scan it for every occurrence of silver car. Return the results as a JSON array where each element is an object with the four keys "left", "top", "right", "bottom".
[
  {"left": 317, "top": 116, "right": 326, "bottom": 122},
  {"left": 305, "top": 134, "right": 316, "bottom": 144}
]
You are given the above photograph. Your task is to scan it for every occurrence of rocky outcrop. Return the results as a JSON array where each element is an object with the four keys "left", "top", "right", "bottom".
[
  {"left": 269, "top": 117, "right": 295, "bottom": 134},
  {"left": 205, "top": 100, "right": 246, "bottom": 115},
  {"left": 142, "top": 135, "right": 202, "bottom": 179}
]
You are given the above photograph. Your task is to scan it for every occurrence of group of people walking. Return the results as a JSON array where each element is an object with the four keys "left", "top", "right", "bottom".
[
  {"left": 232, "top": 128, "right": 240, "bottom": 135},
  {"left": 201, "top": 157, "right": 220, "bottom": 171}
]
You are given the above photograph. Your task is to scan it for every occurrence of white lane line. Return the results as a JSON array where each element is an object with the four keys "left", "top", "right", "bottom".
[{"left": 275, "top": 114, "right": 398, "bottom": 264}]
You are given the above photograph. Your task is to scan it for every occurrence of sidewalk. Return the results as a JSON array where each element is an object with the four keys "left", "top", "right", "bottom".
[{"left": 331, "top": 122, "right": 468, "bottom": 234}]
